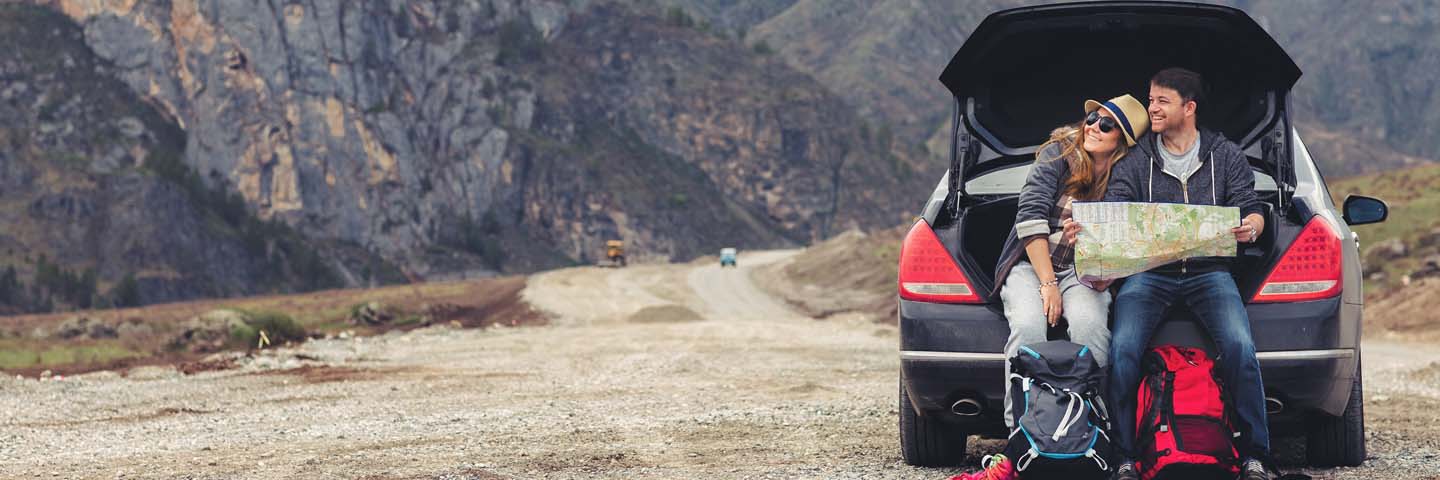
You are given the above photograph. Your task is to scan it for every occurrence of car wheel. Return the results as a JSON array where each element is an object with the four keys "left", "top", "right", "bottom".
[
  {"left": 899, "top": 379, "right": 967, "bottom": 466},
  {"left": 1305, "top": 359, "right": 1365, "bottom": 467}
]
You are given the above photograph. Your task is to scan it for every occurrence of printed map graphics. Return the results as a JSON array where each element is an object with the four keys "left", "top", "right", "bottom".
[{"left": 1072, "top": 202, "right": 1239, "bottom": 282}]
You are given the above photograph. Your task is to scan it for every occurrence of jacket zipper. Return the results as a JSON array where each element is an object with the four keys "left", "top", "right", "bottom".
[{"left": 1180, "top": 179, "right": 1189, "bottom": 273}]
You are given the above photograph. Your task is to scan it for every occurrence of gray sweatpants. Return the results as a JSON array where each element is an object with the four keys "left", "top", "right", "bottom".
[{"left": 999, "top": 262, "right": 1112, "bottom": 428}]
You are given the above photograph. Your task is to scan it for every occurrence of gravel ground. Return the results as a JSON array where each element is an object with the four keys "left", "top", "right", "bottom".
[{"left": 1, "top": 252, "right": 1438, "bottom": 478}]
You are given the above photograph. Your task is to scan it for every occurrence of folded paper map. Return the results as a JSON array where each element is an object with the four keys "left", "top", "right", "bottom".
[{"left": 1073, "top": 202, "right": 1238, "bottom": 283}]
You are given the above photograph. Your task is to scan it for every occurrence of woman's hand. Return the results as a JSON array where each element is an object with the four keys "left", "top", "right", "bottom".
[
  {"left": 1061, "top": 219, "right": 1082, "bottom": 246},
  {"left": 1089, "top": 279, "right": 1113, "bottom": 291},
  {"left": 1040, "top": 283, "right": 1064, "bottom": 327}
]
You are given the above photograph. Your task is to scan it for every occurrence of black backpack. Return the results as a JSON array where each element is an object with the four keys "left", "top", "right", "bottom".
[{"left": 1004, "top": 340, "right": 1114, "bottom": 478}]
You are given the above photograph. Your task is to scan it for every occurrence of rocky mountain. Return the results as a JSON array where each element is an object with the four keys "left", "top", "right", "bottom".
[
  {"left": 0, "top": 4, "right": 398, "bottom": 312},
  {"left": 2, "top": 0, "right": 914, "bottom": 310}
]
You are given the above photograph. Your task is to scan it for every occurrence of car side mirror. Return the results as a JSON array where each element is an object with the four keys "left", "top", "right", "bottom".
[{"left": 1342, "top": 195, "right": 1388, "bottom": 226}]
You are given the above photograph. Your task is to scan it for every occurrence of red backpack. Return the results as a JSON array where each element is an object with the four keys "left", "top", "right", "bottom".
[{"left": 1135, "top": 345, "right": 1240, "bottom": 480}]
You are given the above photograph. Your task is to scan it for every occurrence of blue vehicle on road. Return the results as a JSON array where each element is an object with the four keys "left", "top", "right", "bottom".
[{"left": 720, "top": 248, "right": 737, "bottom": 268}]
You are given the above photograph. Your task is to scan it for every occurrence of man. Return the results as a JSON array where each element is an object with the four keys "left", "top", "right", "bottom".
[{"left": 1102, "top": 68, "right": 1273, "bottom": 480}]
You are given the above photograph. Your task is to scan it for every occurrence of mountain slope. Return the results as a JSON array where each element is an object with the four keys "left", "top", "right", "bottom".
[
  {"left": 1329, "top": 163, "right": 1440, "bottom": 297},
  {"left": 746, "top": 0, "right": 1013, "bottom": 154},
  {"left": 10, "top": 0, "right": 914, "bottom": 307},
  {"left": 1248, "top": 0, "right": 1440, "bottom": 164}
]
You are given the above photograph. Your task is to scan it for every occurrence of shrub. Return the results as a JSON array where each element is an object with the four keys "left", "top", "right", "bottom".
[
  {"left": 227, "top": 321, "right": 259, "bottom": 349},
  {"left": 228, "top": 309, "right": 307, "bottom": 347}
]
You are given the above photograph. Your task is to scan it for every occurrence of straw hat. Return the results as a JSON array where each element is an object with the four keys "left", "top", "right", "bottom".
[{"left": 1084, "top": 94, "right": 1150, "bottom": 147}]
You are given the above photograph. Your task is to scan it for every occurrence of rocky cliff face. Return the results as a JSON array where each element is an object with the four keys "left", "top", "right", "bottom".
[
  {"left": 0, "top": 4, "right": 382, "bottom": 309},
  {"left": 34, "top": 0, "right": 911, "bottom": 284}
]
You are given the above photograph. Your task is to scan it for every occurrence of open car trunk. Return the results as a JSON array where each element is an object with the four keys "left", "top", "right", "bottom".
[{"left": 939, "top": 1, "right": 1301, "bottom": 179}]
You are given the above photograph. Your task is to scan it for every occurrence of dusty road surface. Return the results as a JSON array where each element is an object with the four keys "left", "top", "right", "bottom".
[{"left": 3, "top": 252, "right": 1440, "bottom": 478}]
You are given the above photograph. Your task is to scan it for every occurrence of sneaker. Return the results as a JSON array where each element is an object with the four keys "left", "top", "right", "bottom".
[
  {"left": 949, "top": 454, "right": 1015, "bottom": 480},
  {"left": 1240, "top": 458, "right": 1277, "bottom": 480},
  {"left": 1110, "top": 460, "right": 1138, "bottom": 480}
]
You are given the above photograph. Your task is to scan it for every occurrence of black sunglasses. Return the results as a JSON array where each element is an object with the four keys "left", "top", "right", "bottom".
[{"left": 1085, "top": 111, "right": 1119, "bottom": 134}]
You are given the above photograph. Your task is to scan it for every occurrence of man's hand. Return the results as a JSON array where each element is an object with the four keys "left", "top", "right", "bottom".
[
  {"left": 1231, "top": 214, "right": 1265, "bottom": 243},
  {"left": 1061, "top": 219, "right": 1082, "bottom": 246}
]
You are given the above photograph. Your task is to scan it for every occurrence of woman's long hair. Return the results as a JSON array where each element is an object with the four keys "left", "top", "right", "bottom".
[{"left": 1038, "top": 123, "right": 1130, "bottom": 201}]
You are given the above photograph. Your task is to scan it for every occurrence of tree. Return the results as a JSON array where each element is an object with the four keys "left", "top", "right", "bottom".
[
  {"left": 76, "top": 268, "right": 97, "bottom": 309},
  {"left": 111, "top": 273, "right": 141, "bottom": 308},
  {"left": 34, "top": 254, "right": 57, "bottom": 292},
  {"left": 0, "top": 266, "right": 19, "bottom": 305}
]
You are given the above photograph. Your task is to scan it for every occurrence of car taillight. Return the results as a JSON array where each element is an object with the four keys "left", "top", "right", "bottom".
[
  {"left": 1252, "top": 216, "right": 1343, "bottom": 303},
  {"left": 898, "top": 220, "right": 982, "bottom": 303}
]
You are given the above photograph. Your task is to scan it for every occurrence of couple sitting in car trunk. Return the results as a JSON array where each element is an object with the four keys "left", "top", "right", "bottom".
[{"left": 988, "top": 67, "right": 1274, "bottom": 480}]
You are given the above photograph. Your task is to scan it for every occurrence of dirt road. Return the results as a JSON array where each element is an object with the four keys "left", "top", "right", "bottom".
[{"left": 2, "top": 252, "right": 1438, "bottom": 478}]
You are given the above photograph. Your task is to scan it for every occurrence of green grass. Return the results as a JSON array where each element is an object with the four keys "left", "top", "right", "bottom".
[
  {"left": 394, "top": 314, "right": 425, "bottom": 327},
  {"left": 1328, "top": 163, "right": 1440, "bottom": 294},
  {"left": 0, "top": 339, "right": 143, "bottom": 371}
]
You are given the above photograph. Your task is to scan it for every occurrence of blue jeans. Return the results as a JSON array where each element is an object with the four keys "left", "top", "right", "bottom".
[{"left": 1106, "top": 271, "right": 1270, "bottom": 460}]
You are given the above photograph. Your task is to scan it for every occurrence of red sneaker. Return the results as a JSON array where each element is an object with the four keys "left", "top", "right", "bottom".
[{"left": 948, "top": 454, "right": 1016, "bottom": 480}]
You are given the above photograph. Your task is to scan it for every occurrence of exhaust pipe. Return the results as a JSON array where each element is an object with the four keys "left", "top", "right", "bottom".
[
  {"left": 1265, "top": 397, "right": 1285, "bottom": 415},
  {"left": 951, "top": 398, "right": 983, "bottom": 417}
]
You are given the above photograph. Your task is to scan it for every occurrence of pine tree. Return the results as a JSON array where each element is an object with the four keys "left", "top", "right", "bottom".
[{"left": 111, "top": 273, "right": 141, "bottom": 308}]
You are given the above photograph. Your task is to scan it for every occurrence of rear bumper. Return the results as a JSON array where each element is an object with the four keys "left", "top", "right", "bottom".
[{"left": 899, "top": 297, "right": 1356, "bottom": 433}]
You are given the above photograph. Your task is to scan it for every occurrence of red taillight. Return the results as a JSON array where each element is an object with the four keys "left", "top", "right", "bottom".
[
  {"left": 1252, "top": 216, "right": 1343, "bottom": 303},
  {"left": 897, "top": 220, "right": 983, "bottom": 304}
]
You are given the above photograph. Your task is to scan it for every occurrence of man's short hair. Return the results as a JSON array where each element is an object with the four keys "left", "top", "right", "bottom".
[{"left": 1150, "top": 67, "right": 1205, "bottom": 105}]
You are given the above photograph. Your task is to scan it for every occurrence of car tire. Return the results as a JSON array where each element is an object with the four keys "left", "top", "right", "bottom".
[
  {"left": 899, "top": 379, "right": 967, "bottom": 466},
  {"left": 1305, "top": 360, "right": 1365, "bottom": 467}
]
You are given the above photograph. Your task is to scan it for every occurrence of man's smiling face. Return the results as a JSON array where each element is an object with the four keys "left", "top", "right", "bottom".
[{"left": 1148, "top": 84, "right": 1191, "bottom": 134}]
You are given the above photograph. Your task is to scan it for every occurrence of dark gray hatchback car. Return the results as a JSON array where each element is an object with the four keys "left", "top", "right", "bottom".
[{"left": 896, "top": 2, "right": 1389, "bottom": 468}]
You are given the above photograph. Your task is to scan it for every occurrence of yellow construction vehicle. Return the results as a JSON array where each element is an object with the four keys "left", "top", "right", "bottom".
[{"left": 604, "top": 240, "right": 627, "bottom": 267}]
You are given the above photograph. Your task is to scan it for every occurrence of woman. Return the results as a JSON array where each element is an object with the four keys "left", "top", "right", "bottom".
[{"left": 993, "top": 94, "right": 1150, "bottom": 431}]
